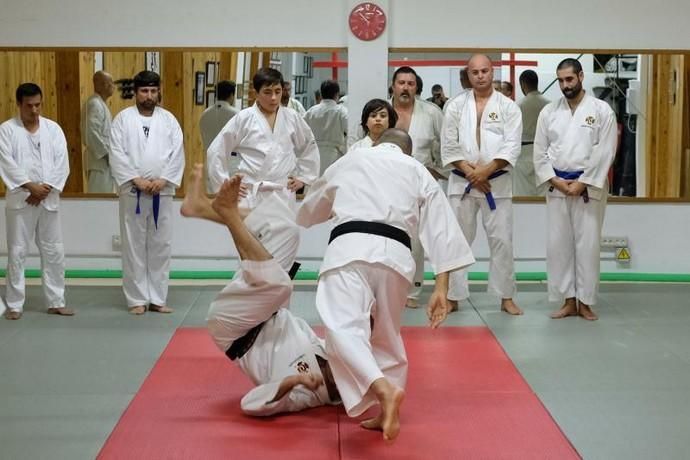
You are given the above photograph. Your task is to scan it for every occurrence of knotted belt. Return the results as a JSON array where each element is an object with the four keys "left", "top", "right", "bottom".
[
  {"left": 329, "top": 221, "right": 411, "bottom": 250},
  {"left": 451, "top": 169, "right": 509, "bottom": 211},
  {"left": 549, "top": 168, "right": 589, "bottom": 203},
  {"left": 225, "top": 262, "right": 301, "bottom": 361},
  {"left": 133, "top": 188, "right": 161, "bottom": 229}
]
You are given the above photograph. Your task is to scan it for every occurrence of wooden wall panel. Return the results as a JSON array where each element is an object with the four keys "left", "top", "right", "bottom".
[
  {"left": 102, "top": 52, "right": 145, "bottom": 118},
  {"left": 55, "top": 51, "right": 84, "bottom": 193},
  {"left": 645, "top": 54, "right": 687, "bottom": 198}
]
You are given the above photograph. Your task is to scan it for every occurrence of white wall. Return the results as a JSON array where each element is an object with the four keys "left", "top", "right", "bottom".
[
  {"left": 2, "top": 1, "right": 689, "bottom": 49},
  {"left": 1, "top": 0, "right": 689, "bottom": 275},
  {"left": 1, "top": 200, "right": 688, "bottom": 275}
]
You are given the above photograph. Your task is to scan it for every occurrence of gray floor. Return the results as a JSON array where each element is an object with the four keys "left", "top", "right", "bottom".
[{"left": 1, "top": 282, "right": 690, "bottom": 460}]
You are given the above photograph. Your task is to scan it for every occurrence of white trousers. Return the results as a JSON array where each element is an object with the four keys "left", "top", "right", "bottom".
[
  {"left": 119, "top": 193, "right": 173, "bottom": 307},
  {"left": 546, "top": 194, "right": 607, "bottom": 306},
  {"left": 5, "top": 206, "right": 65, "bottom": 311},
  {"left": 207, "top": 259, "right": 292, "bottom": 352},
  {"left": 447, "top": 195, "right": 516, "bottom": 301},
  {"left": 317, "top": 261, "right": 409, "bottom": 417},
  {"left": 207, "top": 194, "right": 300, "bottom": 351},
  {"left": 87, "top": 169, "right": 115, "bottom": 193}
]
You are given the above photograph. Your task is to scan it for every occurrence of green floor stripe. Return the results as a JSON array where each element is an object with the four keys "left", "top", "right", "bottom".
[{"left": 1, "top": 269, "right": 688, "bottom": 283}]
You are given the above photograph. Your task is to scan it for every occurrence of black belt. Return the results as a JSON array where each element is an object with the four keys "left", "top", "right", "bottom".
[
  {"left": 329, "top": 221, "right": 411, "bottom": 250},
  {"left": 521, "top": 141, "right": 534, "bottom": 146},
  {"left": 225, "top": 261, "right": 301, "bottom": 361}
]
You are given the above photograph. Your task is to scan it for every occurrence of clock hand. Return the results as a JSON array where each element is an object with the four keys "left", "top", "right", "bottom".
[{"left": 358, "top": 12, "right": 370, "bottom": 23}]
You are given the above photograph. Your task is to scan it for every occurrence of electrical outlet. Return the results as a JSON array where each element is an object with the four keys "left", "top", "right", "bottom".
[
  {"left": 112, "top": 235, "right": 121, "bottom": 251},
  {"left": 601, "top": 236, "right": 628, "bottom": 249}
]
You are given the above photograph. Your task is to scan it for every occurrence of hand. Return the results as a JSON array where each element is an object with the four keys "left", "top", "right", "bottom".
[
  {"left": 132, "top": 177, "right": 152, "bottom": 193},
  {"left": 472, "top": 179, "right": 492, "bottom": 194},
  {"left": 25, "top": 194, "right": 42, "bottom": 206},
  {"left": 466, "top": 163, "right": 492, "bottom": 185},
  {"left": 549, "top": 177, "right": 572, "bottom": 195},
  {"left": 23, "top": 182, "right": 51, "bottom": 200},
  {"left": 239, "top": 182, "right": 249, "bottom": 198},
  {"left": 287, "top": 178, "right": 304, "bottom": 192},
  {"left": 567, "top": 181, "right": 587, "bottom": 197},
  {"left": 148, "top": 179, "right": 168, "bottom": 195},
  {"left": 299, "top": 372, "right": 324, "bottom": 391},
  {"left": 427, "top": 289, "right": 451, "bottom": 329}
]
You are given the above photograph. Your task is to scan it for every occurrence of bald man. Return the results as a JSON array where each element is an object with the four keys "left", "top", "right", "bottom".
[
  {"left": 82, "top": 71, "right": 115, "bottom": 193},
  {"left": 298, "top": 128, "right": 474, "bottom": 441},
  {"left": 441, "top": 54, "right": 523, "bottom": 315}
]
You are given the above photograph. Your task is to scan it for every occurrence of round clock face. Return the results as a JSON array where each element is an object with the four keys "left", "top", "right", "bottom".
[{"left": 348, "top": 2, "right": 386, "bottom": 41}]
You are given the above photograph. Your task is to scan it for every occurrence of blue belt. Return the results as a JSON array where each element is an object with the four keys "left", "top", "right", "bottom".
[
  {"left": 549, "top": 168, "right": 589, "bottom": 203},
  {"left": 134, "top": 188, "right": 161, "bottom": 229},
  {"left": 451, "top": 169, "right": 508, "bottom": 211}
]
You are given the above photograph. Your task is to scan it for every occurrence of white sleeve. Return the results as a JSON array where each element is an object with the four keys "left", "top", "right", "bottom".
[
  {"left": 291, "top": 116, "right": 320, "bottom": 185},
  {"left": 45, "top": 126, "right": 70, "bottom": 191},
  {"left": 579, "top": 105, "right": 617, "bottom": 189},
  {"left": 85, "top": 99, "right": 110, "bottom": 159},
  {"left": 418, "top": 169, "right": 475, "bottom": 274},
  {"left": 161, "top": 117, "right": 185, "bottom": 187},
  {"left": 430, "top": 105, "right": 446, "bottom": 172},
  {"left": 109, "top": 113, "right": 139, "bottom": 186},
  {"left": 241, "top": 382, "right": 322, "bottom": 416},
  {"left": 441, "top": 100, "right": 466, "bottom": 168},
  {"left": 494, "top": 102, "right": 522, "bottom": 167},
  {"left": 207, "top": 116, "right": 241, "bottom": 193},
  {"left": 295, "top": 175, "right": 335, "bottom": 228},
  {"left": 0, "top": 125, "right": 30, "bottom": 190},
  {"left": 533, "top": 107, "right": 556, "bottom": 187}
]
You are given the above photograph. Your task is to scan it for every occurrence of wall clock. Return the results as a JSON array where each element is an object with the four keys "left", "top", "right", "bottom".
[{"left": 349, "top": 2, "right": 386, "bottom": 41}]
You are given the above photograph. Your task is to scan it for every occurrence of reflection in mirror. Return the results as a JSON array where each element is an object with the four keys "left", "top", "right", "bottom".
[
  {"left": 0, "top": 49, "right": 347, "bottom": 196},
  {"left": 386, "top": 51, "right": 690, "bottom": 199}
]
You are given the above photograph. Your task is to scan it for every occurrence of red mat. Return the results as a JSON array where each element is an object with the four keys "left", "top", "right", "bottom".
[{"left": 98, "top": 327, "right": 579, "bottom": 460}]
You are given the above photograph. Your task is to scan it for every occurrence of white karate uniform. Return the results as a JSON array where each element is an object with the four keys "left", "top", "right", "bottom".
[
  {"left": 110, "top": 106, "right": 185, "bottom": 307},
  {"left": 286, "top": 98, "right": 306, "bottom": 117},
  {"left": 442, "top": 90, "right": 522, "bottom": 301},
  {"left": 398, "top": 99, "right": 447, "bottom": 301},
  {"left": 514, "top": 91, "right": 549, "bottom": 196},
  {"left": 533, "top": 93, "right": 617, "bottom": 305},
  {"left": 206, "top": 104, "right": 319, "bottom": 210},
  {"left": 199, "top": 100, "right": 240, "bottom": 193},
  {"left": 296, "top": 143, "right": 475, "bottom": 417},
  {"left": 303, "top": 99, "right": 348, "bottom": 175},
  {"left": 0, "top": 116, "right": 70, "bottom": 312},
  {"left": 348, "top": 135, "right": 373, "bottom": 151},
  {"left": 81, "top": 94, "right": 114, "bottom": 193},
  {"left": 206, "top": 194, "right": 338, "bottom": 415}
]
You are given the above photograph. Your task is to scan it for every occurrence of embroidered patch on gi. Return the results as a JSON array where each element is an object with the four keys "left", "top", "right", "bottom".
[
  {"left": 585, "top": 116, "right": 596, "bottom": 126},
  {"left": 488, "top": 112, "right": 499, "bottom": 121},
  {"left": 296, "top": 361, "right": 310, "bottom": 374}
]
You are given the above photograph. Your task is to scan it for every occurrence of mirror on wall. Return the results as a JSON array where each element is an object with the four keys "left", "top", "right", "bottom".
[
  {"left": 0, "top": 49, "right": 688, "bottom": 200},
  {"left": 385, "top": 50, "right": 690, "bottom": 200},
  {"left": 0, "top": 49, "right": 347, "bottom": 197}
]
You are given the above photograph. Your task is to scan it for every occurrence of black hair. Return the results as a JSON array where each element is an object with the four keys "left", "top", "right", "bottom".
[{"left": 360, "top": 98, "right": 398, "bottom": 134}]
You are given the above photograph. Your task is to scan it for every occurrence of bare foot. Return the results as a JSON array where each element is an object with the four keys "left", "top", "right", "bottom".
[
  {"left": 180, "top": 164, "right": 210, "bottom": 218},
  {"left": 448, "top": 299, "right": 459, "bottom": 312},
  {"left": 578, "top": 303, "right": 598, "bottom": 321},
  {"left": 501, "top": 298, "right": 523, "bottom": 315},
  {"left": 360, "top": 413, "right": 383, "bottom": 431},
  {"left": 212, "top": 175, "right": 243, "bottom": 221},
  {"left": 550, "top": 302, "right": 578, "bottom": 319},
  {"left": 380, "top": 385, "right": 404, "bottom": 442}
]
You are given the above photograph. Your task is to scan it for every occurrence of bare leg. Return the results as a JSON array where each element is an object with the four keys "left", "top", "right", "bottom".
[
  {"left": 550, "top": 297, "right": 578, "bottom": 319},
  {"left": 578, "top": 300, "right": 598, "bottom": 321},
  {"left": 212, "top": 176, "right": 271, "bottom": 262},
  {"left": 360, "top": 378, "right": 405, "bottom": 442},
  {"left": 501, "top": 298, "right": 523, "bottom": 315}
]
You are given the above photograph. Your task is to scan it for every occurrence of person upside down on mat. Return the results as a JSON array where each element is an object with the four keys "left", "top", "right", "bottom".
[
  {"left": 297, "top": 129, "right": 475, "bottom": 441},
  {"left": 181, "top": 164, "right": 340, "bottom": 415}
]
